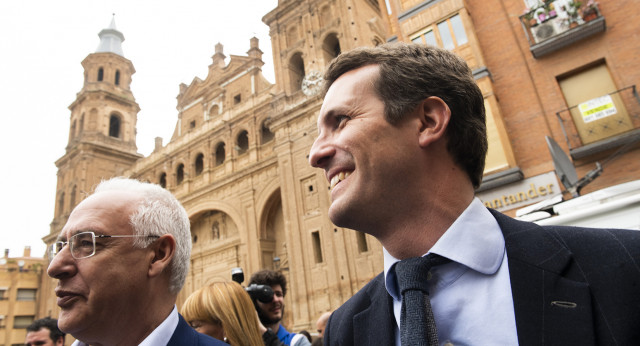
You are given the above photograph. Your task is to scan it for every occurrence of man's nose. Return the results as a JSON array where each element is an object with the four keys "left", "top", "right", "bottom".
[
  {"left": 47, "top": 246, "right": 77, "bottom": 280},
  {"left": 309, "top": 134, "right": 334, "bottom": 169}
]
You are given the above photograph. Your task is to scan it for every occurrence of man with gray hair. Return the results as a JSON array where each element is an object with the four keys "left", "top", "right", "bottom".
[{"left": 47, "top": 177, "right": 225, "bottom": 345}]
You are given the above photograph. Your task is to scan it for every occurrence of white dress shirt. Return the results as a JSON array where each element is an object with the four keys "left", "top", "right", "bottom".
[
  {"left": 71, "top": 305, "right": 179, "bottom": 346},
  {"left": 384, "top": 198, "right": 519, "bottom": 346}
]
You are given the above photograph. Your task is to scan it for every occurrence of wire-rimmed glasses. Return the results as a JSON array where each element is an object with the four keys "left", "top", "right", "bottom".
[{"left": 48, "top": 231, "right": 159, "bottom": 261}]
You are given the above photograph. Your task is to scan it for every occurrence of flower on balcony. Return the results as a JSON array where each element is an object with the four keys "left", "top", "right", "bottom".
[{"left": 581, "top": 0, "right": 599, "bottom": 21}]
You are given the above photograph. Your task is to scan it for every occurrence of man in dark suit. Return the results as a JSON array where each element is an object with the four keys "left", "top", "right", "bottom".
[
  {"left": 48, "top": 177, "right": 225, "bottom": 345},
  {"left": 308, "top": 43, "right": 640, "bottom": 345}
]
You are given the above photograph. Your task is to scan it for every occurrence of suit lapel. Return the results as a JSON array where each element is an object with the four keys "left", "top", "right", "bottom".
[
  {"left": 491, "top": 210, "right": 595, "bottom": 346},
  {"left": 352, "top": 275, "right": 396, "bottom": 345}
]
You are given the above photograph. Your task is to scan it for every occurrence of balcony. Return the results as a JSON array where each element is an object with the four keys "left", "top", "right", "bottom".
[
  {"left": 555, "top": 86, "right": 640, "bottom": 160},
  {"left": 520, "top": 1, "right": 605, "bottom": 58}
]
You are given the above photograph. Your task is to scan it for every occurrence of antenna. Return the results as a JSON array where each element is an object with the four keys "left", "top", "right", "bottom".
[{"left": 546, "top": 136, "right": 602, "bottom": 197}]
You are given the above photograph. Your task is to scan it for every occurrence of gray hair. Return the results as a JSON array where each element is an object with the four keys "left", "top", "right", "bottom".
[{"left": 94, "top": 177, "right": 191, "bottom": 294}]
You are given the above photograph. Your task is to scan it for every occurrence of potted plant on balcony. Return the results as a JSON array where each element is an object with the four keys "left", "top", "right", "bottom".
[
  {"left": 522, "top": 7, "right": 538, "bottom": 27},
  {"left": 581, "top": 0, "right": 599, "bottom": 22},
  {"left": 564, "top": 1, "right": 584, "bottom": 28}
]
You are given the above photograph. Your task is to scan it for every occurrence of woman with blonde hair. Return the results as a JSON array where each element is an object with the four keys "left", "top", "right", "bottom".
[{"left": 182, "top": 281, "right": 266, "bottom": 345}]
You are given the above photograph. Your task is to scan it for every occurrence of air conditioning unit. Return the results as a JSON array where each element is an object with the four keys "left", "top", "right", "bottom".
[{"left": 532, "top": 21, "right": 558, "bottom": 43}]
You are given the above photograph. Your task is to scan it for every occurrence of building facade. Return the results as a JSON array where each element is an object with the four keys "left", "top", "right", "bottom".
[
  {"left": 42, "top": 0, "right": 639, "bottom": 334},
  {"left": 0, "top": 248, "right": 46, "bottom": 346}
]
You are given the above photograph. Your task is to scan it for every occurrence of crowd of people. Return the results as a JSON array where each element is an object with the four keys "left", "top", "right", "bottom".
[{"left": 40, "top": 41, "right": 640, "bottom": 346}]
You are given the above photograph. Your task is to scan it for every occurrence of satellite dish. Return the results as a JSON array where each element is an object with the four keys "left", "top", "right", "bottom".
[
  {"left": 546, "top": 136, "right": 578, "bottom": 191},
  {"left": 545, "top": 136, "right": 602, "bottom": 197}
]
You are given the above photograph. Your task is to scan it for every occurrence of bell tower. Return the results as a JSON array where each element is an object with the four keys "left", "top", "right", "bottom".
[{"left": 45, "top": 15, "right": 142, "bottom": 257}]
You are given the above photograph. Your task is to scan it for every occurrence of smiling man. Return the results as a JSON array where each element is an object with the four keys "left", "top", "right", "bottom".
[
  {"left": 47, "top": 177, "right": 225, "bottom": 346},
  {"left": 309, "top": 43, "right": 640, "bottom": 345},
  {"left": 249, "top": 269, "right": 311, "bottom": 346}
]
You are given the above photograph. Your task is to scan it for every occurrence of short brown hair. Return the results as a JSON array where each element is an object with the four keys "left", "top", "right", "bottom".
[
  {"left": 248, "top": 269, "right": 288, "bottom": 297},
  {"left": 323, "top": 42, "right": 487, "bottom": 188}
]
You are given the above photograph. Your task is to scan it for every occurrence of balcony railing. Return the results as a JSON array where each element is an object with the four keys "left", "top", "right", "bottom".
[
  {"left": 520, "top": 1, "right": 605, "bottom": 58},
  {"left": 555, "top": 85, "right": 640, "bottom": 159}
]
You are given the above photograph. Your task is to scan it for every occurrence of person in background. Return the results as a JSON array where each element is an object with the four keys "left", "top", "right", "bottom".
[
  {"left": 309, "top": 42, "right": 640, "bottom": 345},
  {"left": 315, "top": 312, "right": 331, "bottom": 340},
  {"left": 182, "top": 281, "right": 277, "bottom": 345},
  {"left": 298, "top": 330, "right": 312, "bottom": 343},
  {"left": 47, "top": 177, "right": 225, "bottom": 346},
  {"left": 25, "top": 317, "right": 65, "bottom": 346},
  {"left": 249, "top": 270, "right": 311, "bottom": 346}
]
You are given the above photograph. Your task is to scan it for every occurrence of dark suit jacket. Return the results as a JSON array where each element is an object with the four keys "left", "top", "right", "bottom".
[
  {"left": 324, "top": 210, "right": 640, "bottom": 345},
  {"left": 167, "top": 313, "right": 227, "bottom": 346}
]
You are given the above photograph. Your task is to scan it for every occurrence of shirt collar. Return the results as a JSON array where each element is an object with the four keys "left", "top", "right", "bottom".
[
  {"left": 384, "top": 198, "right": 504, "bottom": 300},
  {"left": 139, "top": 305, "right": 179, "bottom": 346},
  {"left": 70, "top": 306, "right": 179, "bottom": 346}
]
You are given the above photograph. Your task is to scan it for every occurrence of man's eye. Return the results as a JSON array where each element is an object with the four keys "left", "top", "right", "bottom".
[{"left": 335, "top": 115, "right": 349, "bottom": 127}]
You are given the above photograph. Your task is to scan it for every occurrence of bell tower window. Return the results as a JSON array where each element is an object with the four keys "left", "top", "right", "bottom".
[
  {"left": 109, "top": 114, "right": 121, "bottom": 138},
  {"left": 98, "top": 67, "right": 104, "bottom": 82},
  {"left": 115, "top": 70, "right": 121, "bottom": 85}
]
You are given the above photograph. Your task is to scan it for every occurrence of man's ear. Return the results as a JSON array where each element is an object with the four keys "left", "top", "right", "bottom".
[
  {"left": 148, "top": 234, "right": 176, "bottom": 277},
  {"left": 417, "top": 96, "right": 451, "bottom": 148}
]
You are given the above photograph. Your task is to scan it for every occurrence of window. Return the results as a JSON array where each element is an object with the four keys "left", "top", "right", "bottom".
[
  {"left": 13, "top": 315, "right": 35, "bottom": 329},
  {"left": 236, "top": 130, "right": 249, "bottom": 154},
  {"left": 159, "top": 173, "right": 167, "bottom": 188},
  {"left": 109, "top": 114, "right": 121, "bottom": 138},
  {"left": 233, "top": 94, "right": 242, "bottom": 104},
  {"left": 0, "top": 287, "right": 7, "bottom": 300},
  {"left": 16, "top": 288, "right": 37, "bottom": 301},
  {"left": 215, "top": 142, "right": 226, "bottom": 166},
  {"left": 411, "top": 14, "right": 468, "bottom": 50},
  {"left": 70, "top": 185, "right": 77, "bottom": 209},
  {"left": 366, "top": 0, "right": 381, "bottom": 12},
  {"left": 558, "top": 63, "right": 634, "bottom": 146},
  {"left": 97, "top": 67, "right": 104, "bottom": 82},
  {"left": 190, "top": 120, "right": 196, "bottom": 129},
  {"left": 312, "top": 231, "right": 323, "bottom": 263},
  {"left": 57, "top": 192, "right": 65, "bottom": 217},
  {"left": 261, "top": 120, "right": 274, "bottom": 144},
  {"left": 70, "top": 120, "right": 77, "bottom": 140},
  {"left": 115, "top": 70, "right": 120, "bottom": 85},
  {"left": 323, "top": 33, "right": 341, "bottom": 63},
  {"left": 289, "top": 53, "right": 305, "bottom": 92},
  {"left": 194, "top": 153, "right": 204, "bottom": 176},
  {"left": 176, "top": 164, "right": 185, "bottom": 184},
  {"left": 356, "top": 231, "right": 369, "bottom": 253},
  {"left": 412, "top": 30, "right": 437, "bottom": 46}
]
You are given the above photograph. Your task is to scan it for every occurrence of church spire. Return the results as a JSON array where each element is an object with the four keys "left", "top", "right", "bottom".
[{"left": 96, "top": 14, "right": 125, "bottom": 57}]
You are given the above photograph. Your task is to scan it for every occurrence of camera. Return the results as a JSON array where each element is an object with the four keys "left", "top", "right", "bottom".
[{"left": 231, "top": 267, "right": 274, "bottom": 304}]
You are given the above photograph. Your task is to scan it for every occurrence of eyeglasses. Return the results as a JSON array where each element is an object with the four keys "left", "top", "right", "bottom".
[{"left": 48, "top": 231, "right": 159, "bottom": 261}]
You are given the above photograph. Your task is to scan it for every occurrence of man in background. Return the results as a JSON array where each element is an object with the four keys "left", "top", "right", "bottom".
[
  {"left": 249, "top": 269, "right": 311, "bottom": 346},
  {"left": 25, "top": 317, "right": 65, "bottom": 346}
]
